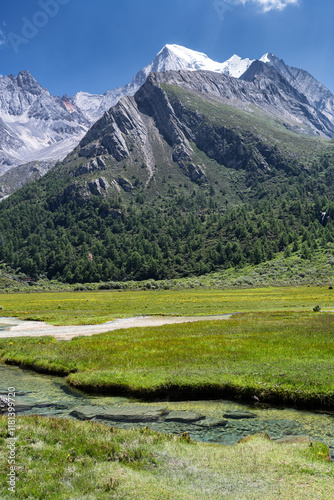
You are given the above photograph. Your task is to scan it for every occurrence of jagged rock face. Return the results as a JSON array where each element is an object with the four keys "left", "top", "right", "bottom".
[
  {"left": 75, "top": 69, "right": 307, "bottom": 191},
  {"left": 0, "top": 71, "right": 90, "bottom": 175},
  {"left": 79, "top": 97, "right": 151, "bottom": 161},
  {"left": 240, "top": 62, "right": 334, "bottom": 137},
  {"left": 134, "top": 73, "right": 272, "bottom": 176},
  {"left": 74, "top": 157, "right": 106, "bottom": 177},
  {"left": 260, "top": 53, "right": 334, "bottom": 122},
  {"left": 147, "top": 69, "right": 334, "bottom": 139},
  {"left": 0, "top": 71, "right": 43, "bottom": 116},
  {"left": 118, "top": 177, "right": 134, "bottom": 192},
  {"left": 75, "top": 68, "right": 333, "bottom": 191},
  {"left": 0, "top": 71, "right": 91, "bottom": 197},
  {"left": 0, "top": 160, "right": 52, "bottom": 200},
  {"left": 88, "top": 177, "right": 109, "bottom": 196},
  {"left": 54, "top": 172, "right": 111, "bottom": 206}
]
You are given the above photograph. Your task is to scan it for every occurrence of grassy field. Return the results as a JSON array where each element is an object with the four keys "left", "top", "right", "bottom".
[
  {"left": 0, "top": 286, "right": 333, "bottom": 325},
  {"left": 1, "top": 287, "right": 334, "bottom": 498},
  {"left": 0, "top": 415, "right": 332, "bottom": 500},
  {"left": 1, "top": 311, "right": 334, "bottom": 408}
]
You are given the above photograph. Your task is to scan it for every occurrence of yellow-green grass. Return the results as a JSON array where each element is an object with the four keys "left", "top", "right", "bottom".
[
  {"left": 0, "top": 415, "right": 332, "bottom": 500},
  {"left": 1, "top": 312, "right": 334, "bottom": 408},
  {"left": 0, "top": 286, "right": 333, "bottom": 325}
]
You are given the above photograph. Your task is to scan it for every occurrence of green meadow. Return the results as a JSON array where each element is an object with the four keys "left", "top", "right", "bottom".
[
  {"left": 1, "top": 310, "right": 334, "bottom": 409},
  {"left": 0, "top": 285, "right": 333, "bottom": 325},
  {"left": 1, "top": 286, "right": 334, "bottom": 498},
  {"left": 1, "top": 415, "right": 333, "bottom": 500}
]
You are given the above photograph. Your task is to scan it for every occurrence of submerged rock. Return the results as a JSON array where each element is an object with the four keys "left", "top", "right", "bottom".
[
  {"left": 270, "top": 419, "right": 303, "bottom": 434},
  {"left": 69, "top": 406, "right": 99, "bottom": 420},
  {"left": 96, "top": 406, "right": 167, "bottom": 422},
  {"left": 70, "top": 405, "right": 167, "bottom": 423},
  {"left": 223, "top": 411, "right": 257, "bottom": 419},
  {"left": 164, "top": 410, "right": 204, "bottom": 423},
  {"left": 196, "top": 418, "right": 228, "bottom": 428},
  {"left": 0, "top": 395, "right": 40, "bottom": 414}
]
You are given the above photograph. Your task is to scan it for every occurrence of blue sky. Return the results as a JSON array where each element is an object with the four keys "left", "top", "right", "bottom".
[{"left": 0, "top": 0, "right": 333, "bottom": 97}]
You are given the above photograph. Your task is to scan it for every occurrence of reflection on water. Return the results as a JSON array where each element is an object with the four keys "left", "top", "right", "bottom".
[{"left": 1, "top": 363, "right": 334, "bottom": 457}]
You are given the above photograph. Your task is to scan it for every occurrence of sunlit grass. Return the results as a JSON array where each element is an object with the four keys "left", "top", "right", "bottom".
[
  {"left": 0, "top": 286, "right": 333, "bottom": 325},
  {"left": 1, "top": 312, "right": 334, "bottom": 408}
]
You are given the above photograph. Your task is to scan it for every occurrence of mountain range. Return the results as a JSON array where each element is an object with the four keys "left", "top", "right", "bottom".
[
  {"left": 1, "top": 44, "right": 334, "bottom": 283},
  {"left": 1, "top": 44, "right": 334, "bottom": 199}
]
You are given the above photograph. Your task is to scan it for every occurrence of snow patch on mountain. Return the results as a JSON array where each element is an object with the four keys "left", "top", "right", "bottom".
[{"left": 260, "top": 53, "right": 271, "bottom": 64}]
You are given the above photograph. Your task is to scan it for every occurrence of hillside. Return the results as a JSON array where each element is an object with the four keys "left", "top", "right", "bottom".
[{"left": 0, "top": 69, "right": 334, "bottom": 283}]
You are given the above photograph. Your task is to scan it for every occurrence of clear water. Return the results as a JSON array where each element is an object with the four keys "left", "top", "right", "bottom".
[{"left": 1, "top": 362, "right": 334, "bottom": 458}]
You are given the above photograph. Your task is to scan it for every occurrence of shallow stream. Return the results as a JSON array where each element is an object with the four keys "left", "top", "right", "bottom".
[{"left": 1, "top": 362, "right": 334, "bottom": 458}]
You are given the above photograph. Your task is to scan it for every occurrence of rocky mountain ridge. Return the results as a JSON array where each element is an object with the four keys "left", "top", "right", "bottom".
[
  {"left": 0, "top": 71, "right": 89, "bottom": 173},
  {"left": 70, "top": 44, "right": 254, "bottom": 124},
  {"left": 1, "top": 45, "right": 334, "bottom": 199},
  {"left": 73, "top": 68, "right": 334, "bottom": 191},
  {"left": 260, "top": 53, "right": 334, "bottom": 122}
]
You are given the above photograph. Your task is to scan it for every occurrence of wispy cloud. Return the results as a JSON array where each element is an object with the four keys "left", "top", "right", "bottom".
[
  {"left": 214, "top": 0, "right": 299, "bottom": 19},
  {"left": 244, "top": 0, "right": 299, "bottom": 12}
]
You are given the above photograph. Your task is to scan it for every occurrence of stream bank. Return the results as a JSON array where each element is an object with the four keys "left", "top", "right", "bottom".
[{"left": 1, "top": 362, "right": 334, "bottom": 459}]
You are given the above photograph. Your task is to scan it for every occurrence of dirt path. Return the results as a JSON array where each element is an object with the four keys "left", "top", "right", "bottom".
[{"left": 0, "top": 314, "right": 232, "bottom": 341}]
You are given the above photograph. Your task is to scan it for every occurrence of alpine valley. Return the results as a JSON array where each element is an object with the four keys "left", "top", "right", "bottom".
[{"left": 1, "top": 44, "right": 334, "bottom": 285}]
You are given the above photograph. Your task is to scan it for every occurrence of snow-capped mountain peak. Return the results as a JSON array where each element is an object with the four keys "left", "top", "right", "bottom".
[
  {"left": 147, "top": 44, "right": 253, "bottom": 78},
  {"left": 73, "top": 44, "right": 255, "bottom": 123},
  {"left": 16, "top": 70, "right": 43, "bottom": 92},
  {"left": 220, "top": 54, "right": 255, "bottom": 78},
  {"left": 0, "top": 71, "right": 90, "bottom": 177},
  {"left": 153, "top": 44, "right": 224, "bottom": 72},
  {"left": 133, "top": 43, "right": 232, "bottom": 84},
  {"left": 259, "top": 53, "right": 277, "bottom": 64}
]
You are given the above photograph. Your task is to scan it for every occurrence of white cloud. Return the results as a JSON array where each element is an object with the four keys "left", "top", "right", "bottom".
[
  {"left": 240, "top": 0, "right": 299, "bottom": 12},
  {"left": 214, "top": 0, "right": 299, "bottom": 20}
]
